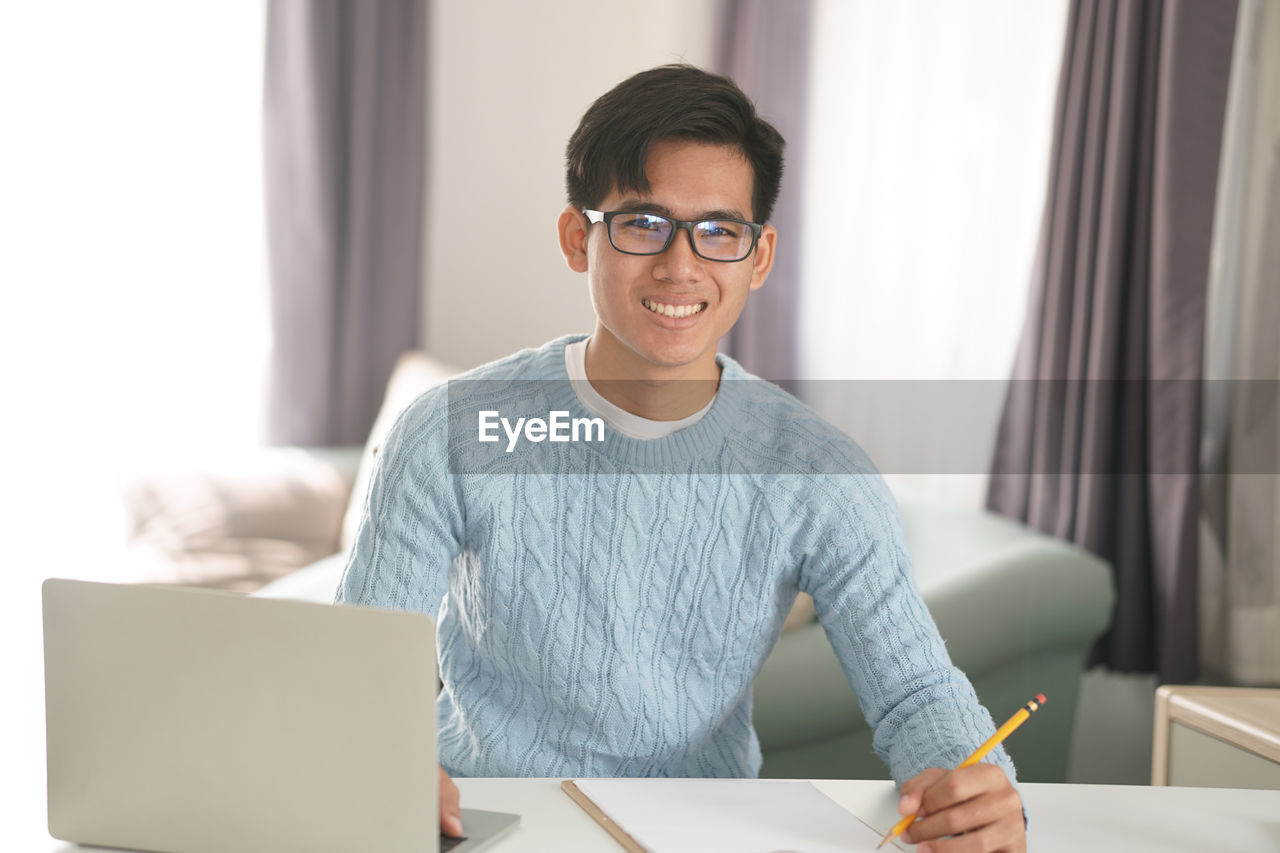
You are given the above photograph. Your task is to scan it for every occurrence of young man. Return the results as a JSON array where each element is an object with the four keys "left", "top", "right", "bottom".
[{"left": 338, "top": 65, "right": 1027, "bottom": 851}]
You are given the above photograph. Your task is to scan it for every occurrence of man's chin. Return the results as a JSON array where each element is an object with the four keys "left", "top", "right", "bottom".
[
  {"left": 591, "top": 324, "right": 720, "bottom": 378},
  {"left": 633, "top": 344, "right": 718, "bottom": 376}
]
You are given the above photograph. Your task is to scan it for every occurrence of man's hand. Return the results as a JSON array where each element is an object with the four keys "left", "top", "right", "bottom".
[
  {"left": 440, "top": 765, "right": 463, "bottom": 838},
  {"left": 896, "top": 764, "right": 1024, "bottom": 852}
]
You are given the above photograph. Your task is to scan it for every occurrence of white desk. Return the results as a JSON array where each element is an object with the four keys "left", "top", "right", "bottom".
[{"left": 29, "top": 778, "right": 1280, "bottom": 852}]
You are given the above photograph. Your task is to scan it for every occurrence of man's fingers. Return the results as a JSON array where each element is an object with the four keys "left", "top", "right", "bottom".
[
  {"left": 907, "top": 811, "right": 1027, "bottom": 853},
  {"left": 899, "top": 764, "right": 1025, "bottom": 851},
  {"left": 908, "top": 816, "right": 1025, "bottom": 853},
  {"left": 442, "top": 814, "right": 464, "bottom": 838},
  {"left": 898, "top": 767, "right": 948, "bottom": 815},
  {"left": 902, "top": 787, "right": 1021, "bottom": 843},
  {"left": 918, "top": 764, "right": 1005, "bottom": 815},
  {"left": 439, "top": 766, "right": 464, "bottom": 837}
]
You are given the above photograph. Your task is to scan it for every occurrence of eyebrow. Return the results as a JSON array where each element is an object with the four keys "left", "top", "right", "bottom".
[{"left": 615, "top": 199, "right": 751, "bottom": 222}]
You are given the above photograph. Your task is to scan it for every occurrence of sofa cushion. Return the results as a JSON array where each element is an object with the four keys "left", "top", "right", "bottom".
[
  {"left": 340, "top": 351, "right": 461, "bottom": 552},
  {"left": 120, "top": 449, "right": 353, "bottom": 591},
  {"left": 253, "top": 552, "right": 348, "bottom": 602}
]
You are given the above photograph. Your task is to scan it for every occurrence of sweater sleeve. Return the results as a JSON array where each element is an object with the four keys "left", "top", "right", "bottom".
[
  {"left": 796, "top": 472, "right": 1018, "bottom": 788},
  {"left": 335, "top": 390, "right": 462, "bottom": 616}
]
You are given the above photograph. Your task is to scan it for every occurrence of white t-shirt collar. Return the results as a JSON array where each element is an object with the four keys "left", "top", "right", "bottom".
[{"left": 564, "top": 337, "right": 716, "bottom": 440}]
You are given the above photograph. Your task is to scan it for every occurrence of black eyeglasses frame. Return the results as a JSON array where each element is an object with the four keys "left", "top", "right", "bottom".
[{"left": 582, "top": 209, "right": 763, "bottom": 263}]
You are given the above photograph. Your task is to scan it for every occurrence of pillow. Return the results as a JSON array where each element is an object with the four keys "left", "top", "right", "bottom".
[
  {"left": 119, "top": 448, "right": 353, "bottom": 592},
  {"left": 340, "top": 351, "right": 461, "bottom": 552}
]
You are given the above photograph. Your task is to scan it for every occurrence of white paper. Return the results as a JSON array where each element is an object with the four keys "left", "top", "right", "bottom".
[{"left": 573, "top": 778, "right": 901, "bottom": 853}]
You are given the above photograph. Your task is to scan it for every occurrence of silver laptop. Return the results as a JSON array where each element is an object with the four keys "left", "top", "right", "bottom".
[{"left": 42, "top": 579, "right": 519, "bottom": 853}]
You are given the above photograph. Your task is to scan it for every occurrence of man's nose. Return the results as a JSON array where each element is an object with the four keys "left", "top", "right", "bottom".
[{"left": 653, "top": 226, "right": 703, "bottom": 282}]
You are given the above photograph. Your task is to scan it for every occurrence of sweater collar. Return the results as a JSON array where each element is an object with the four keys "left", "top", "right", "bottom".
[{"left": 542, "top": 334, "right": 752, "bottom": 470}]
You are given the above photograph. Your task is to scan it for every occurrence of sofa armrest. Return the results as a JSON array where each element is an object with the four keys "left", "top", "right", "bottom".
[
  {"left": 922, "top": 538, "right": 1113, "bottom": 670},
  {"left": 753, "top": 498, "right": 1114, "bottom": 782},
  {"left": 119, "top": 446, "right": 362, "bottom": 591}
]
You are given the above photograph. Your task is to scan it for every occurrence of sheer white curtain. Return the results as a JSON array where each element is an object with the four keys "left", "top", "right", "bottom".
[
  {"left": 1, "top": 3, "right": 269, "bottom": 576},
  {"left": 1200, "top": 0, "right": 1280, "bottom": 685},
  {"left": 1, "top": 3, "right": 268, "bottom": 823},
  {"left": 798, "top": 0, "right": 1067, "bottom": 505}
]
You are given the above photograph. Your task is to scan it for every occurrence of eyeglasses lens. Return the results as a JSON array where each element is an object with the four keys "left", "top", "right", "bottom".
[
  {"left": 608, "top": 214, "right": 753, "bottom": 262},
  {"left": 610, "top": 214, "right": 672, "bottom": 254},
  {"left": 692, "top": 220, "right": 753, "bottom": 262}
]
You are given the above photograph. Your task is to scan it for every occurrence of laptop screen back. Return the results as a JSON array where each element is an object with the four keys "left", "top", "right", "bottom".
[{"left": 43, "top": 579, "right": 438, "bottom": 853}]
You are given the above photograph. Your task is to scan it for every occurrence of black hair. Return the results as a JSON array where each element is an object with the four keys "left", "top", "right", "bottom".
[{"left": 565, "top": 64, "right": 785, "bottom": 224}]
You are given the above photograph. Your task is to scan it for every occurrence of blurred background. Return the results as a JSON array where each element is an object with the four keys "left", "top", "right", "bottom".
[
  {"left": 2, "top": 0, "right": 1276, "bottom": 832},
  {"left": 0, "top": 0, "right": 1063, "bottom": 579}
]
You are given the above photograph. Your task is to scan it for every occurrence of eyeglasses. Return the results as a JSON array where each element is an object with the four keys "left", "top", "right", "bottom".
[{"left": 583, "top": 209, "right": 763, "bottom": 263}]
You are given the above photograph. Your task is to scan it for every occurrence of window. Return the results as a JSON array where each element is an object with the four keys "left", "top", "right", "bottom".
[
  {"left": 1, "top": 3, "right": 269, "bottom": 579},
  {"left": 799, "top": 0, "right": 1068, "bottom": 505}
]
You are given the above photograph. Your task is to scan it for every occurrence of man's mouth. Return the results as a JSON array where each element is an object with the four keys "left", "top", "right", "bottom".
[{"left": 642, "top": 298, "right": 708, "bottom": 319}]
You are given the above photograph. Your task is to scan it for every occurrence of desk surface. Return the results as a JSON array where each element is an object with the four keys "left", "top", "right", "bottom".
[{"left": 30, "top": 778, "right": 1280, "bottom": 853}]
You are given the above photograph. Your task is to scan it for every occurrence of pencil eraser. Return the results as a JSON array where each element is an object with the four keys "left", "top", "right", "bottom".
[{"left": 1035, "top": 693, "right": 1047, "bottom": 705}]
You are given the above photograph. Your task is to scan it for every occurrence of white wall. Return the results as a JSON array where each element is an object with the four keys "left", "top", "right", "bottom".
[{"left": 423, "top": 1, "right": 717, "bottom": 369}]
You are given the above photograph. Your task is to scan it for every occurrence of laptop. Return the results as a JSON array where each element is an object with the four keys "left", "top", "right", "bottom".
[{"left": 42, "top": 579, "right": 519, "bottom": 853}]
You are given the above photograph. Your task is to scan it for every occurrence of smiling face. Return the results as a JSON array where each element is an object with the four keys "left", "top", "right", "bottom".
[{"left": 559, "top": 138, "right": 776, "bottom": 382}]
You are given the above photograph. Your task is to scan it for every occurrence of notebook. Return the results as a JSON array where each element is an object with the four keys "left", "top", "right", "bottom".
[
  {"left": 562, "top": 778, "right": 903, "bottom": 852},
  {"left": 42, "top": 578, "right": 518, "bottom": 853}
]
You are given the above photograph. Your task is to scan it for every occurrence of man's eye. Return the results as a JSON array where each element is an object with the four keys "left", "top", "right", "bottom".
[
  {"left": 699, "top": 222, "right": 740, "bottom": 240},
  {"left": 619, "top": 215, "right": 665, "bottom": 231}
]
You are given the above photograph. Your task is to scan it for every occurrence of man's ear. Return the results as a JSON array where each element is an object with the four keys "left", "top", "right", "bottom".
[
  {"left": 748, "top": 224, "right": 777, "bottom": 291},
  {"left": 558, "top": 205, "right": 590, "bottom": 273}
]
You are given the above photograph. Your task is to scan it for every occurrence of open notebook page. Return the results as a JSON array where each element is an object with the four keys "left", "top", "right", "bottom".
[{"left": 570, "top": 778, "right": 904, "bottom": 853}]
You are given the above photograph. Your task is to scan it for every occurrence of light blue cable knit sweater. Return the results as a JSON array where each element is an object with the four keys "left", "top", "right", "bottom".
[{"left": 337, "top": 335, "right": 1015, "bottom": 785}]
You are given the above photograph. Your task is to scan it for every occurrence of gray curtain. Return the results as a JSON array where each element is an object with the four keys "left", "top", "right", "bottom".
[
  {"left": 264, "top": 0, "right": 427, "bottom": 446},
  {"left": 715, "top": 0, "right": 812, "bottom": 383},
  {"left": 987, "top": 0, "right": 1237, "bottom": 682}
]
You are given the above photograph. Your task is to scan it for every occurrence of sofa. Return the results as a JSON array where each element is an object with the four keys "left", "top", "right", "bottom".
[{"left": 120, "top": 352, "right": 1115, "bottom": 783}]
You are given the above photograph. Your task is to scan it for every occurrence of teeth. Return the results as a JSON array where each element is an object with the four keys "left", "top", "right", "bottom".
[{"left": 643, "top": 299, "right": 705, "bottom": 319}]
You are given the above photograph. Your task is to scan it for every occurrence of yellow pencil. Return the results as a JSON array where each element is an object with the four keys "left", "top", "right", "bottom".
[{"left": 876, "top": 693, "right": 1045, "bottom": 849}]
